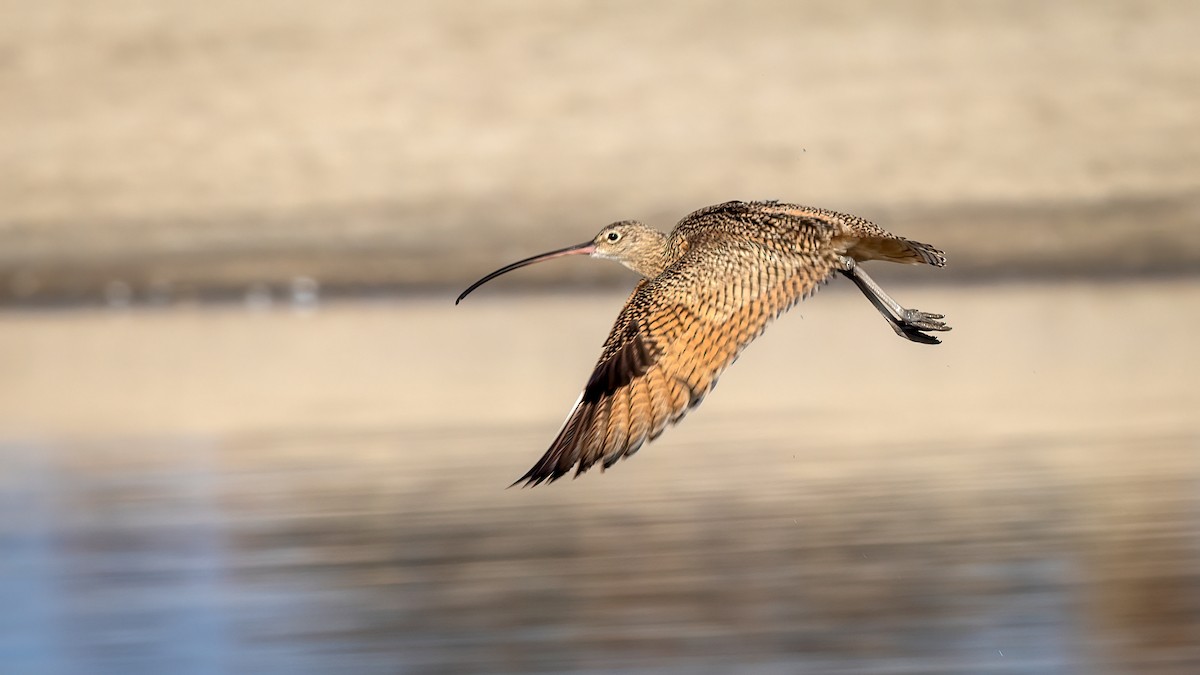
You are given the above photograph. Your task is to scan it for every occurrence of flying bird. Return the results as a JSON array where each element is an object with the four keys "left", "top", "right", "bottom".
[{"left": 456, "top": 200, "right": 950, "bottom": 486}]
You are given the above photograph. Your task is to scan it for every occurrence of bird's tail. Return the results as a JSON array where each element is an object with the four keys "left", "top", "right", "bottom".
[
  {"left": 848, "top": 236, "right": 947, "bottom": 267},
  {"left": 901, "top": 239, "right": 947, "bottom": 267}
]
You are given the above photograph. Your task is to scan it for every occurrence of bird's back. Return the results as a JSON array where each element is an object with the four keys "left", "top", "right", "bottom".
[{"left": 672, "top": 200, "right": 945, "bottom": 267}]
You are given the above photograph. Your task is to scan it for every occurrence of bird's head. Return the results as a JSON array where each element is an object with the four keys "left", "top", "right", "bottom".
[{"left": 590, "top": 220, "right": 658, "bottom": 261}]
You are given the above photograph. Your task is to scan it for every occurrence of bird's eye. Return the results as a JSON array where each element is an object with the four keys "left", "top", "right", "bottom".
[{"left": 606, "top": 231, "right": 620, "bottom": 242}]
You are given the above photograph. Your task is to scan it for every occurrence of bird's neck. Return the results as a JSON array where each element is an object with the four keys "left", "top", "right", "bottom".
[{"left": 622, "top": 230, "right": 673, "bottom": 278}]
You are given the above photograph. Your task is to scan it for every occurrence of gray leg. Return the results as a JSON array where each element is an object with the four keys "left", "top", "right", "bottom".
[{"left": 838, "top": 257, "right": 951, "bottom": 345}]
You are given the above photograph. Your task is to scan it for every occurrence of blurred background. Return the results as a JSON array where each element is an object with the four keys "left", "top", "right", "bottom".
[{"left": 2, "top": 1, "right": 1198, "bottom": 673}]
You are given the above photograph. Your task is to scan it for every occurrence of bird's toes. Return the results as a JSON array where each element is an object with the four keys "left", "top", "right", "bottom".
[{"left": 902, "top": 309, "right": 951, "bottom": 332}]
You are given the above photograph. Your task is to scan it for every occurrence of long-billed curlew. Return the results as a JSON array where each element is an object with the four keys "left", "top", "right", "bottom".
[{"left": 456, "top": 200, "right": 950, "bottom": 486}]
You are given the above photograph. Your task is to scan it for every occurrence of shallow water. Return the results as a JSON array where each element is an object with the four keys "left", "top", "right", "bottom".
[{"left": 2, "top": 281, "right": 1198, "bottom": 673}]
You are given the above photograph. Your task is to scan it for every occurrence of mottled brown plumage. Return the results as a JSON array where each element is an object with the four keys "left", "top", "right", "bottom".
[{"left": 456, "top": 200, "right": 950, "bottom": 486}]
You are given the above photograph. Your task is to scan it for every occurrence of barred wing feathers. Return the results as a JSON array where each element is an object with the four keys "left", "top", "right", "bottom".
[{"left": 514, "top": 230, "right": 838, "bottom": 486}]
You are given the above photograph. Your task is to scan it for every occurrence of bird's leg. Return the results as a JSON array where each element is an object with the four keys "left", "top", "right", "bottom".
[{"left": 838, "top": 257, "right": 951, "bottom": 344}]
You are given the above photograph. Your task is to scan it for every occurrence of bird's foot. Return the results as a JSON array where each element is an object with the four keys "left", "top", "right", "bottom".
[
  {"left": 901, "top": 309, "right": 950, "bottom": 332},
  {"left": 892, "top": 309, "right": 951, "bottom": 345},
  {"left": 836, "top": 260, "right": 952, "bottom": 345}
]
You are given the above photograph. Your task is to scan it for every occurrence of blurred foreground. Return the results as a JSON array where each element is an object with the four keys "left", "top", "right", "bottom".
[{"left": 2, "top": 280, "right": 1198, "bottom": 673}]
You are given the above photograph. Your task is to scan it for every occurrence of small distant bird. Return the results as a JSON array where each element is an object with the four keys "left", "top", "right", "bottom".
[{"left": 456, "top": 200, "right": 950, "bottom": 486}]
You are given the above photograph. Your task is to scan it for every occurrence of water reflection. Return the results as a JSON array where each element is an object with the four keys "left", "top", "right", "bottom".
[
  {"left": 3, "top": 427, "right": 1197, "bottom": 674},
  {"left": 1, "top": 283, "right": 1198, "bottom": 673}
]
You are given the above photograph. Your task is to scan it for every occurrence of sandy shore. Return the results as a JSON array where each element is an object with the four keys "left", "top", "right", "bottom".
[{"left": 2, "top": 1, "right": 1199, "bottom": 303}]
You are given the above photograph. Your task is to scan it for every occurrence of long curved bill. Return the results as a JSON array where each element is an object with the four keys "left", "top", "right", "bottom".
[{"left": 455, "top": 241, "right": 596, "bottom": 304}]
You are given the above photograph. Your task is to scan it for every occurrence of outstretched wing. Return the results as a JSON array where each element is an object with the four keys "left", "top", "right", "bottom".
[
  {"left": 514, "top": 226, "right": 839, "bottom": 486},
  {"left": 724, "top": 200, "right": 947, "bottom": 267}
]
